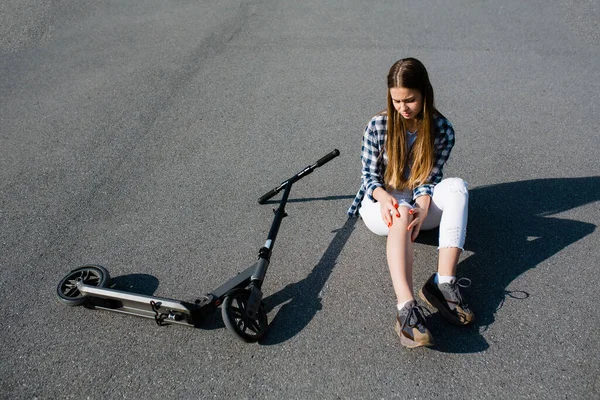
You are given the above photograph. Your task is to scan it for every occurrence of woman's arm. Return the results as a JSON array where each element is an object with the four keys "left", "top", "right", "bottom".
[{"left": 361, "top": 118, "right": 386, "bottom": 201}]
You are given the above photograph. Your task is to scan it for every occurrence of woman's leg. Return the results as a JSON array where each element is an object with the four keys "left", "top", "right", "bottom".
[
  {"left": 418, "top": 178, "right": 473, "bottom": 325},
  {"left": 438, "top": 248, "right": 461, "bottom": 277},
  {"left": 388, "top": 206, "right": 433, "bottom": 347},
  {"left": 359, "top": 196, "right": 433, "bottom": 346},
  {"left": 386, "top": 205, "right": 414, "bottom": 303},
  {"left": 420, "top": 177, "right": 469, "bottom": 274},
  {"left": 359, "top": 197, "right": 415, "bottom": 302}
]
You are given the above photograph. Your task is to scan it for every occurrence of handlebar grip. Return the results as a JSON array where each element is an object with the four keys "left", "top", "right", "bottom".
[
  {"left": 314, "top": 149, "right": 340, "bottom": 167},
  {"left": 258, "top": 187, "right": 280, "bottom": 204}
]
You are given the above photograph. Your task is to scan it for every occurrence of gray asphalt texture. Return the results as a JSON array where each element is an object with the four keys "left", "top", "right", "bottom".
[{"left": 1, "top": 0, "right": 599, "bottom": 399}]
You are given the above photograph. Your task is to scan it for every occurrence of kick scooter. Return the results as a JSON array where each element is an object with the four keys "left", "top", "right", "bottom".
[{"left": 56, "top": 149, "right": 340, "bottom": 342}]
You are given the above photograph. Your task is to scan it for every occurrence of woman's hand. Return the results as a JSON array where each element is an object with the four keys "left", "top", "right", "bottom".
[
  {"left": 373, "top": 188, "right": 400, "bottom": 228},
  {"left": 407, "top": 195, "right": 430, "bottom": 241}
]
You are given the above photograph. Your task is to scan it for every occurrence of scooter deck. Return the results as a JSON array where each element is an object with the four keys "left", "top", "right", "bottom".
[{"left": 78, "top": 283, "right": 204, "bottom": 327}]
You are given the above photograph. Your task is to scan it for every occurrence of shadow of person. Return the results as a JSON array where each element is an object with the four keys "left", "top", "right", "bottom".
[
  {"left": 425, "top": 177, "right": 598, "bottom": 353},
  {"left": 260, "top": 217, "right": 357, "bottom": 345}
]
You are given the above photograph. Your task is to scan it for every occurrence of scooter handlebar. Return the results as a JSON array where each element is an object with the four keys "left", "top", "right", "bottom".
[
  {"left": 313, "top": 149, "right": 340, "bottom": 168},
  {"left": 258, "top": 187, "right": 280, "bottom": 205},
  {"left": 257, "top": 149, "right": 340, "bottom": 204}
]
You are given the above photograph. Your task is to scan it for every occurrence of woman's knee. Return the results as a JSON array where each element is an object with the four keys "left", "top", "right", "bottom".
[
  {"left": 435, "top": 178, "right": 469, "bottom": 206},
  {"left": 359, "top": 201, "right": 412, "bottom": 236},
  {"left": 444, "top": 177, "right": 468, "bottom": 195},
  {"left": 390, "top": 205, "right": 412, "bottom": 229}
]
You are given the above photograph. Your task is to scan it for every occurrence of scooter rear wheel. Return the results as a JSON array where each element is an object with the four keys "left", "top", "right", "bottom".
[
  {"left": 222, "top": 288, "right": 268, "bottom": 343},
  {"left": 56, "top": 265, "right": 110, "bottom": 306}
]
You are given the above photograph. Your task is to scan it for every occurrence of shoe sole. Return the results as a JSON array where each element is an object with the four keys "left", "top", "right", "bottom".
[
  {"left": 418, "top": 288, "right": 474, "bottom": 325},
  {"left": 394, "top": 320, "right": 434, "bottom": 348}
]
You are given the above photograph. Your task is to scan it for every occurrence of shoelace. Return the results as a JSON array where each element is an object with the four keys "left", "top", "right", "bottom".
[
  {"left": 456, "top": 277, "right": 471, "bottom": 289},
  {"left": 448, "top": 277, "right": 471, "bottom": 307},
  {"left": 403, "top": 304, "right": 430, "bottom": 330}
]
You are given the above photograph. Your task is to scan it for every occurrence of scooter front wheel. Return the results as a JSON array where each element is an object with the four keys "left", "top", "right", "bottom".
[
  {"left": 56, "top": 265, "right": 111, "bottom": 306},
  {"left": 221, "top": 288, "right": 268, "bottom": 343}
]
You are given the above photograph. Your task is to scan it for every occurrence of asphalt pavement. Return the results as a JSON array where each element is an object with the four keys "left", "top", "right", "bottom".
[{"left": 1, "top": 0, "right": 599, "bottom": 399}]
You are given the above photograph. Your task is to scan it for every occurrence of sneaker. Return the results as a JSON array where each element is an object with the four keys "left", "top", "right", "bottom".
[
  {"left": 394, "top": 300, "right": 434, "bottom": 348},
  {"left": 419, "top": 274, "right": 474, "bottom": 325}
]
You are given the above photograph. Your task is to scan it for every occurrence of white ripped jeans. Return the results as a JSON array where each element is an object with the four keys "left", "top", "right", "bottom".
[{"left": 358, "top": 178, "right": 468, "bottom": 249}]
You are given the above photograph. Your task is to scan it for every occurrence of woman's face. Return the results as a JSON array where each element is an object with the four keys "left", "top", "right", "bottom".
[{"left": 390, "top": 87, "right": 423, "bottom": 120}]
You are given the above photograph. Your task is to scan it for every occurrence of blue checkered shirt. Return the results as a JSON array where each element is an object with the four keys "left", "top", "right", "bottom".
[{"left": 347, "top": 113, "right": 455, "bottom": 216}]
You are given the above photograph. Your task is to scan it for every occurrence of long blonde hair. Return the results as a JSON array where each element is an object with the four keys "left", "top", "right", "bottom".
[{"left": 384, "top": 58, "right": 437, "bottom": 191}]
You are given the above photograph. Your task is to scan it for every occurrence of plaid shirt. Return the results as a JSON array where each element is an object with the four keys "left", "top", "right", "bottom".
[{"left": 347, "top": 113, "right": 455, "bottom": 216}]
